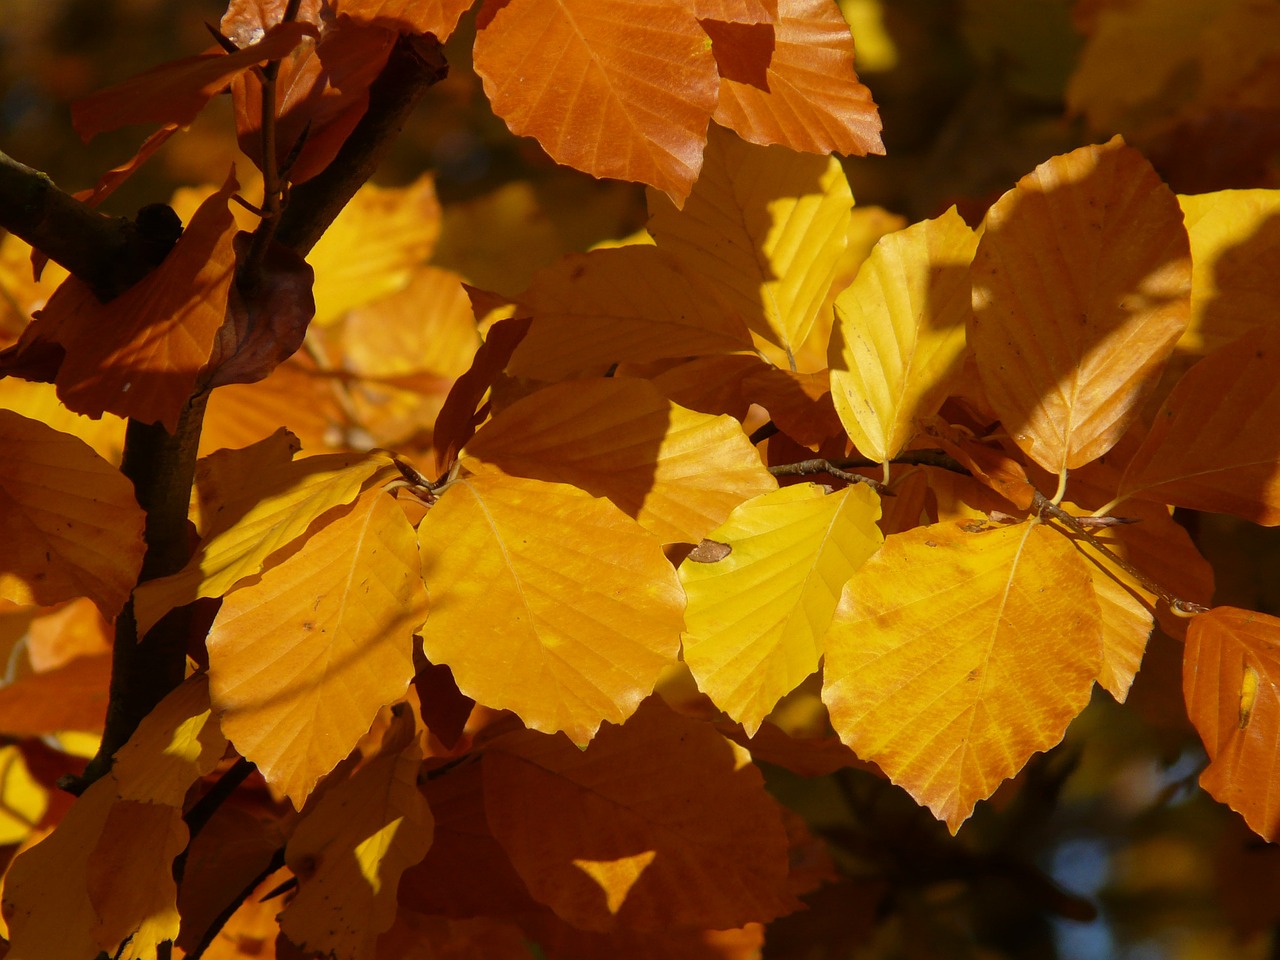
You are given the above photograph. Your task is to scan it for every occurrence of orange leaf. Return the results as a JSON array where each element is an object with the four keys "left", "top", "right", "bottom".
[
  {"left": 419, "top": 474, "right": 685, "bottom": 743},
  {"left": 70, "top": 22, "right": 314, "bottom": 140},
  {"left": 1185, "top": 607, "right": 1280, "bottom": 841},
  {"left": 473, "top": 0, "right": 718, "bottom": 203},
  {"left": 280, "top": 717, "right": 433, "bottom": 959},
  {"left": 823, "top": 520, "right": 1102, "bottom": 832},
  {"left": 743, "top": 368, "right": 845, "bottom": 448},
  {"left": 0, "top": 653, "right": 110, "bottom": 735},
  {"left": 463, "top": 378, "right": 777, "bottom": 543},
  {"left": 506, "top": 246, "right": 754, "bottom": 380},
  {"left": 483, "top": 698, "right": 797, "bottom": 931},
  {"left": 206, "top": 488, "right": 426, "bottom": 807},
  {"left": 969, "top": 137, "right": 1191, "bottom": 473},
  {"left": 696, "top": 0, "right": 776, "bottom": 21},
  {"left": 0, "top": 411, "right": 144, "bottom": 618},
  {"left": 921, "top": 419, "right": 1036, "bottom": 511},
  {"left": 341, "top": 0, "right": 474, "bottom": 37},
  {"left": 0, "top": 174, "right": 240, "bottom": 430},
  {"left": 1116, "top": 325, "right": 1280, "bottom": 524},
  {"left": 710, "top": 0, "right": 884, "bottom": 157}
]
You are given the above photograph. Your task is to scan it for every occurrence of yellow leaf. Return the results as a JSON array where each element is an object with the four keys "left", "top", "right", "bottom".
[
  {"left": 0, "top": 378, "right": 124, "bottom": 463},
  {"left": 1178, "top": 189, "right": 1280, "bottom": 356},
  {"left": 280, "top": 723, "right": 432, "bottom": 960},
  {"left": 505, "top": 246, "right": 754, "bottom": 380},
  {"left": 133, "top": 434, "right": 398, "bottom": 636},
  {"left": 647, "top": 125, "right": 852, "bottom": 363},
  {"left": 463, "top": 378, "right": 777, "bottom": 543},
  {"left": 112, "top": 674, "right": 227, "bottom": 806},
  {"left": 822, "top": 520, "right": 1102, "bottom": 833},
  {"left": 419, "top": 474, "right": 685, "bottom": 743},
  {"left": 829, "top": 207, "right": 978, "bottom": 463},
  {"left": 306, "top": 175, "right": 440, "bottom": 327},
  {"left": 0, "top": 409, "right": 144, "bottom": 619},
  {"left": 969, "top": 137, "right": 1190, "bottom": 473},
  {"left": 207, "top": 487, "right": 426, "bottom": 807},
  {"left": 681, "top": 484, "right": 882, "bottom": 735},
  {"left": 0, "top": 746, "right": 47, "bottom": 848}
]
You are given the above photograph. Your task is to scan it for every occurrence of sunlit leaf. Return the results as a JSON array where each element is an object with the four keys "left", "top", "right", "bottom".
[
  {"left": 0, "top": 410, "right": 143, "bottom": 619},
  {"left": 307, "top": 175, "right": 441, "bottom": 327},
  {"left": 506, "top": 246, "right": 754, "bottom": 380},
  {"left": 419, "top": 473, "right": 685, "bottom": 743},
  {"left": 1185, "top": 607, "right": 1280, "bottom": 841},
  {"left": 207, "top": 487, "right": 426, "bottom": 807},
  {"left": 483, "top": 697, "right": 797, "bottom": 931},
  {"left": 823, "top": 520, "right": 1102, "bottom": 832},
  {"left": 473, "top": 0, "right": 718, "bottom": 202},
  {"left": 697, "top": 0, "right": 777, "bottom": 21},
  {"left": 1178, "top": 189, "right": 1280, "bottom": 356},
  {"left": 681, "top": 484, "right": 882, "bottom": 734},
  {"left": 133, "top": 435, "right": 397, "bottom": 636},
  {"left": 1116, "top": 325, "right": 1280, "bottom": 524},
  {"left": 709, "top": 0, "right": 884, "bottom": 157},
  {"left": 829, "top": 208, "right": 977, "bottom": 464},
  {"left": 0, "top": 747, "right": 47, "bottom": 847},
  {"left": 969, "top": 137, "right": 1191, "bottom": 473},
  {"left": 464, "top": 378, "right": 776, "bottom": 543},
  {"left": 647, "top": 125, "right": 852, "bottom": 361},
  {"left": 280, "top": 715, "right": 433, "bottom": 959},
  {"left": 341, "top": 0, "right": 474, "bottom": 38}
]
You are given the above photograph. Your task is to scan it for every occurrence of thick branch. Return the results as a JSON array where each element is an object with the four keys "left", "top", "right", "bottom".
[{"left": 274, "top": 33, "right": 448, "bottom": 256}]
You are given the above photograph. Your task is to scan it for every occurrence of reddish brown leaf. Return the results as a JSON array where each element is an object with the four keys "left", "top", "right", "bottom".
[
  {"left": 71, "top": 22, "right": 314, "bottom": 141},
  {"left": 483, "top": 697, "right": 798, "bottom": 931},
  {"left": 0, "top": 174, "right": 240, "bottom": 431},
  {"left": 1185, "top": 607, "right": 1280, "bottom": 841},
  {"left": 473, "top": 0, "right": 719, "bottom": 202},
  {"left": 710, "top": 0, "right": 884, "bottom": 157},
  {"left": 341, "top": 0, "right": 475, "bottom": 38}
]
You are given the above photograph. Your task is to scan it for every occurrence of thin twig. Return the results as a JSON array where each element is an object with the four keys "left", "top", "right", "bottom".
[{"left": 768, "top": 459, "right": 894, "bottom": 496}]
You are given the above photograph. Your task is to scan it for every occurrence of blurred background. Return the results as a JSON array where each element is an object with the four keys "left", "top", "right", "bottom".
[{"left": 3, "top": 1, "right": 1280, "bottom": 957}]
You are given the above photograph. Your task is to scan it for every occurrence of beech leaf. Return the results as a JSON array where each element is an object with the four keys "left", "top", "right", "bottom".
[
  {"left": 680, "top": 483, "right": 883, "bottom": 735},
  {"left": 206, "top": 487, "right": 427, "bottom": 807},
  {"left": 969, "top": 137, "right": 1191, "bottom": 473},
  {"left": 418, "top": 473, "right": 685, "bottom": 744},
  {"left": 823, "top": 521, "right": 1103, "bottom": 832}
]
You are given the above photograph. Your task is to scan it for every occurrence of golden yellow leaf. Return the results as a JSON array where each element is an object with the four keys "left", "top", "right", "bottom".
[
  {"left": 463, "top": 378, "right": 777, "bottom": 543},
  {"left": 1178, "top": 189, "right": 1280, "bottom": 356},
  {"left": 133, "top": 436, "right": 398, "bottom": 636},
  {"left": 822, "top": 520, "right": 1102, "bottom": 832},
  {"left": 969, "top": 137, "right": 1190, "bottom": 473},
  {"left": 0, "top": 378, "right": 124, "bottom": 463},
  {"left": 680, "top": 484, "right": 882, "bottom": 735},
  {"left": 280, "top": 718, "right": 432, "bottom": 960},
  {"left": 112, "top": 674, "right": 227, "bottom": 806},
  {"left": 307, "top": 175, "right": 440, "bottom": 327},
  {"left": 0, "top": 409, "right": 144, "bottom": 619},
  {"left": 505, "top": 246, "right": 754, "bottom": 380},
  {"left": 829, "top": 207, "right": 977, "bottom": 464},
  {"left": 647, "top": 125, "right": 852, "bottom": 363},
  {"left": 1115, "top": 325, "right": 1280, "bottom": 524},
  {"left": 207, "top": 487, "right": 426, "bottom": 807},
  {"left": 0, "top": 746, "right": 47, "bottom": 848},
  {"left": 419, "top": 473, "right": 685, "bottom": 743}
]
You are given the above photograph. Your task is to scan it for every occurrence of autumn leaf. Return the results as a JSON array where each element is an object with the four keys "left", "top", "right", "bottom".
[
  {"left": 823, "top": 520, "right": 1103, "bottom": 832},
  {"left": 133, "top": 435, "right": 399, "bottom": 636},
  {"left": 709, "top": 0, "right": 884, "bottom": 157},
  {"left": 742, "top": 367, "right": 846, "bottom": 448},
  {"left": 1115, "top": 325, "right": 1280, "bottom": 524},
  {"left": 419, "top": 473, "right": 685, "bottom": 744},
  {"left": 70, "top": 21, "right": 315, "bottom": 140},
  {"left": 483, "top": 697, "right": 798, "bottom": 931},
  {"left": 280, "top": 713, "right": 433, "bottom": 960},
  {"left": 0, "top": 653, "right": 110, "bottom": 735},
  {"left": 463, "top": 378, "right": 776, "bottom": 543},
  {"left": 647, "top": 124, "right": 853, "bottom": 362},
  {"left": 341, "top": 0, "right": 474, "bottom": 38},
  {"left": 505, "top": 246, "right": 754, "bottom": 381},
  {"left": 969, "top": 137, "right": 1191, "bottom": 474},
  {"left": 829, "top": 207, "right": 977, "bottom": 465},
  {"left": 0, "top": 173, "right": 240, "bottom": 430},
  {"left": 473, "top": 0, "right": 719, "bottom": 202},
  {"left": 206, "top": 487, "right": 426, "bottom": 807},
  {"left": 680, "top": 483, "right": 882, "bottom": 734},
  {"left": 1185, "top": 607, "right": 1280, "bottom": 842},
  {"left": 0, "top": 410, "right": 144, "bottom": 619}
]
